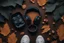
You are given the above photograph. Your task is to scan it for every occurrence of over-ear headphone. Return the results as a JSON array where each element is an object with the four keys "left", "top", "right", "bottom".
[{"left": 24, "top": 7, "right": 42, "bottom": 26}]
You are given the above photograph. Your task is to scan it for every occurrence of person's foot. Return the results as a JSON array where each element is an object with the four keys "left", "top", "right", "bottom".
[
  {"left": 20, "top": 35, "right": 30, "bottom": 43},
  {"left": 36, "top": 35, "right": 45, "bottom": 43}
]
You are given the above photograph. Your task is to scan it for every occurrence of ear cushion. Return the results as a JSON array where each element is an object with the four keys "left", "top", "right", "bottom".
[
  {"left": 25, "top": 15, "right": 31, "bottom": 26},
  {"left": 34, "top": 16, "right": 41, "bottom": 25},
  {"left": 24, "top": 7, "right": 42, "bottom": 26},
  {"left": 11, "top": 12, "right": 25, "bottom": 29}
]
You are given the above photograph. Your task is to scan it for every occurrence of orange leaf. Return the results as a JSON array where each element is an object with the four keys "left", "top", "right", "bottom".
[
  {"left": 30, "top": 0, "right": 35, "bottom": 3},
  {"left": 61, "top": 15, "right": 64, "bottom": 22},
  {"left": 8, "top": 33, "right": 17, "bottom": 43},
  {"left": 1, "top": 23, "right": 10, "bottom": 36},
  {"left": 37, "top": 0, "right": 47, "bottom": 6},
  {"left": 42, "top": 25, "right": 50, "bottom": 34},
  {"left": 0, "top": 38, "right": 2, "bottom": 43},
  {"left": 57, "top": 24, "right": 64, "bottom": 41}
]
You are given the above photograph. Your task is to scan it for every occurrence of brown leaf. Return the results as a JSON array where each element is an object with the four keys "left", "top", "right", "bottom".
[
  {"left": 0, "top": 38, "right": 2, "bottom": 43},
  {"left": 37, "top": 0, "right": 47, "bottom": 6},
  {"left": 8, "top": 33, "right": 17, "bottom": 43},
  {"left": 42, "top": 25, "right": 50, "bottom": 34},
  {"left": 61, "top": 15, "right": 64, "bottom": 22},
  {"left": 57, "top": 24, "right": 64, "bottom": 41},
  {"left": 30, "top": 0, "right": 35, "bottom": 3},
  {"left": 1, "top": 23, "right": 10, "bottom": 36}
]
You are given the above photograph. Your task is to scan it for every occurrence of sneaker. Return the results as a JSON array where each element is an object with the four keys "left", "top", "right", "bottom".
[
  {"left": 36, "top": 35, "right": 45, "bottom": 43},
  {"left": 20, "top": 35, "right": 30, "bottom": 43}
]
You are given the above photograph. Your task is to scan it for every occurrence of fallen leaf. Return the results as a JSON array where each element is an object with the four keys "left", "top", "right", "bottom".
[
  {"left": 53, "top": 6, "right": 64, "bottom": 22},
  {"left": 8, "top": 33, "right": 17, "bottom": 43},
  {"left": 30, "top": 0, "right": 35, "bottom": 3},
  {"left": 61, "top": 15, "right": 64, "bottom": 22},
  {"left": 1, "top": 23, "right": 10, "bottom": 36},
  {"left": 42, "top": 25, "right": 50, "bottom": 34},
  {"left": 37, "top": 0, "right": 47, "bottom": 6},
  {"left": 0, "top": 0, "right": 23, "bottom": 7},
  {"left": 57, "top": 24, "right": 64, "bottom": 41},
  {"left": 0, "top": 38, "right": 2, "bottom": 43}
]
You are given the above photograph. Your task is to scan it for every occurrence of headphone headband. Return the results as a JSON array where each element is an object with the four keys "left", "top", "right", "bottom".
[{"left": 24, "top": 7, "right": 41, "bottom": 16}]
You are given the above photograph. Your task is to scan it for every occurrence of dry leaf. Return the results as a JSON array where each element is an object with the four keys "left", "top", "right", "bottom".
[
  {"left": 0, "top": 38, "right": 2, "bottom": 43},
  {"left": 51, "top": 40, "right": 57, "bottom": 43},
  {"left": 61, "top": 15, "right": 64, "bottom": 22},
  {"left": 37, "top": 0, "right": 47, "bottom": 6},
  {"left": 42, "top": 25, "right": 50, "bottom": 34},
  {"left": 0, "top": 23, "right": 10, "bottom": 36},
  {"left": 8, "top": 33, "right": 17, "bottom": 43},
  {"left": 30, "top": 0, "right": 35, "bottom": 3},
  {"left": 57, "top": 24, "right": 64, "bottom": 41}
]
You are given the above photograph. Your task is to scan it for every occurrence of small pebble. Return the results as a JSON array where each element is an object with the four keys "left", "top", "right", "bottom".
[
  {"left": 11, "top": 28, "right": 14, "bottom": 31},
  {"left": 44, "top": 18, "right": 48, "bottom": 22},
  {"left": 42, "top": 6, "right": 45, "bottom": 9},
  {"left": 49, "top": 33, "right": 51, "bottom": 35},
  {"left": 20, "top": 32, "right": 25, "bottom": 35},
  {"left": 52, "top": 30, "right": 55, "bottom": 34},
  {"left": 22, "top": 4, "right": 26, "bottom": 9},
  {"left": 45, "top": 15, "right": 47, "bottom": 17},
  {"left": 15, "top": 30, "right": 17, "bottom": 33},
  {"left": 42, "top": 22, "right": 45, "bottom": 24},
  {"left": 53, "top": 22, "right": 55, "bottom": 25},
  {"left": 47, "top": 37, "right": 50, "bottom": 41}
]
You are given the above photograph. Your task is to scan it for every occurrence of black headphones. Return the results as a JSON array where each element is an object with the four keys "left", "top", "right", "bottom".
[
  {"left": 24, "top": 7, "right": 42, "bottom": 26},
  {"left": 24, "top": 7, "right": 42, "bottom": 33}
]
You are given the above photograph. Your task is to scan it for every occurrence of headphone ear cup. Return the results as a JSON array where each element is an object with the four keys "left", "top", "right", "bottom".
[
  {"left": 34, "top": 16, "right": 41, "bottom": 25},
  {"left": 25, "top": 15, "right": 31, "bottom": 26}
]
